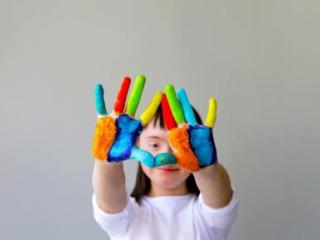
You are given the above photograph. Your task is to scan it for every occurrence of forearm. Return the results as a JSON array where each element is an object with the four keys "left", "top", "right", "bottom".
[
  {"left": 92, "top": 160, "right": 127, "bottom": 213},
  {"left": 193, "top": 162, "right": 233, "bottom": 208}
]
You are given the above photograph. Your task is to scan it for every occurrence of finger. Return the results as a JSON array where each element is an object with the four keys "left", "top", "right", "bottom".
[
  {"left": 140, "top": 91, "right": 163, "bottom": 126},
  {"left": 154, "top": 153, "right": 177, "bottom": 167},
  {"left": 161, "top": 94, "right": 177, "bottom": 130},
  {"left": 165, "top": 83, "right": 185, "bottom": 125},
  {"left": 177, "top": 88, "right": 197, "bottom": 126},
  {"left": 205, "top": 97, "right": 217, "bottom": 128},
  {"left": 95, "top": 83, "right": 108, "bottom": 117},
  {"left": 113, "top": 76, "right": 131, "bottom": 115},
  {"left": 125, "top": 75, "right": 146, "bottom": 117},
  {"left": 130, "top": 146, "right": 155, "bottom": 168}
]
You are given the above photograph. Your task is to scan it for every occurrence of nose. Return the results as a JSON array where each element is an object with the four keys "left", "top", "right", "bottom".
[{"left": 163, "top": 144, "right": 173, "bottom": 154}]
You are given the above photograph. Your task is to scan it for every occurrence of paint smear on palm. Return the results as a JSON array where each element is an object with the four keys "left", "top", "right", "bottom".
[
  {"left": 93, "top": 83, "right": 117, "bottom": 160},
  {"left": 164, "top": 84, "right": 200, "bottom": 171}
]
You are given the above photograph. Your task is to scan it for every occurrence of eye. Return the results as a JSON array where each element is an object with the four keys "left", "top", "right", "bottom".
[{"left": 148, "top": 142, "right": 160, "bottom": 149}]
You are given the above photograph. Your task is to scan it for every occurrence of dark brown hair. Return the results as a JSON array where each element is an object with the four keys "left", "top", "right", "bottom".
[{"left": 130, "top": 105, "right": 203, "bottom": 204}]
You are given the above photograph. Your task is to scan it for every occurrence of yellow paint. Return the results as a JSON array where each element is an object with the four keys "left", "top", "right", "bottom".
[
  {"left": 205, "top": 97, "right": 217, "bottom": 128},
  {"left": 140, "top": 91, "right": 163, "bottom": 126}
]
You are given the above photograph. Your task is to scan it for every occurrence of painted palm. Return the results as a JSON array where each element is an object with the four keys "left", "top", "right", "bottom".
[
  {"left": 92, "top": 75, "right": 163, "bottom": 167},
  {"left": 162, "top": 84, "right": 218, "bottom": 172}
]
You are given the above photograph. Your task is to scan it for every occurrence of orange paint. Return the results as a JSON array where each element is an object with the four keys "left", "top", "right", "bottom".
[
  {"left": 168, "top": 125, "right": 200, "bottom": 172},
  {"left": 92, "top": 116, "right": 116, "bottom": 160}
]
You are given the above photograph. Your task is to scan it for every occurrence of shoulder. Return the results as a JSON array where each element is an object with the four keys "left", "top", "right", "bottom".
[
  {"left": 92, "top": 194, "right": 140, "bottom": 238},
  {"left": 92, "top": 194, "right": 140, "bottom": 218}
]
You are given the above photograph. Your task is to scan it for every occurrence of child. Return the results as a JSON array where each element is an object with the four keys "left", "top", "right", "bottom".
[{"left": 91, "top": 76, "right": 238, "bottom": 240}]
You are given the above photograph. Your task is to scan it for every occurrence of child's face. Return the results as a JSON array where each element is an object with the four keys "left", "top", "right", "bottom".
[{"left": 138, "top": 118, "right": 191, "bottom": 193}]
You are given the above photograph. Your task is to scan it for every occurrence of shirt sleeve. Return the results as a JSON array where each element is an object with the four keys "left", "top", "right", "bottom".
[
  {"left": 92, "top": 194, "right": 139, "bottom": 239},
  {"left": 195, "top": 191, "right": 239, "bottom": 236}
]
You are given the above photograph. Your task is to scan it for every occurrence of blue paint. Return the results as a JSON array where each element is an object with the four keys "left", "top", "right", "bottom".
[
  {"left": 108, "top": 114, "right": 142, "bottom": 162},
  {"left": 106, "top": 114, "right": 178, "bottom": 167},
  {"left": 130, "top": 147, "right": 177, "bottom": 168},
  {"left": 154, "top": 152, "right": 177, "bottom": 166},
  {"left": 130, "top": 147, "right": 155, "bottom": 167},
  {"left": 95, "top": 84, "right": 108, "bottom": 116},
  {"left": 189, "top": 125, "right": 217, "bottom": 167},
  {"left": 177, "top": 88, "right": 197, "bottom": 126}
]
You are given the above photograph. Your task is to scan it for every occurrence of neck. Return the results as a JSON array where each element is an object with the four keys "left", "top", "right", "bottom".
[{"left": 147, "top": 182, "right": 189, "bottom": 197}]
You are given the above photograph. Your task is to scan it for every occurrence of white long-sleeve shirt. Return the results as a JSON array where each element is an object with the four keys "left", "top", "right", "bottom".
[{"left": 92, "top": 192, "right": 238, "bottom": 240}]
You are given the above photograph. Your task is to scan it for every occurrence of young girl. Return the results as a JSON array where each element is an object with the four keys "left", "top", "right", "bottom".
[{"left": 91, "top": 76, "right": 238, "bottom": 240}]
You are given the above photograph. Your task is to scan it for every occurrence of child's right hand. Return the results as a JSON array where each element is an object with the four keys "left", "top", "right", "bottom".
[{"left": 92, "top": 75, "right": 162, "bottom": 165}]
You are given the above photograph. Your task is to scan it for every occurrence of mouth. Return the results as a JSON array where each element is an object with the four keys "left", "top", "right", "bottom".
[{"left": 157, "top": 166, "right": 179, "bottom": 172}]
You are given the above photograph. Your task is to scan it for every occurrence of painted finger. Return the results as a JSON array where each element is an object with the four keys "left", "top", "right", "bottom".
[
  {"left": 165, "top": 83, "right": 185, "bottom": 125},
  {"left": 161, "top": 94, "right": 177, "bottom": 130},
  {"left": 95, "top": 84, "right": 108, "bottom": 117},
  {"left": 205, "top": 97, "right": 217, "bottom": 128},
  {"left": 154, "top": 153, "right": 177, "bottom": 167},
  {"left": 126, "top": 75, "right": 146, "bottom": 117},
  {"left": 189, "top": 125, "right": 217, "bottom": 167},
  {"left": 140, "top": 91, "right": 163, "bottom": 126},
  {"left": 113, "top": 76, "right": 131, "bottom": 115},
  {"left": 177, "top": 88, "right": 197, "bottom": 126},
  {"left": 130, "top": 147, "right": 155, "bottom": 168},
  {"left": 130, "top": 147, "right": 177, "bottom": 168}
]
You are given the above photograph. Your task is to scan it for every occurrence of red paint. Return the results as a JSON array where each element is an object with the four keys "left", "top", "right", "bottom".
[
  {"left": 161, "top": 94, "right": 177, "bottom": 130},
  {"left": 113, "top": 76, "right": 131, "bottom": 113}
]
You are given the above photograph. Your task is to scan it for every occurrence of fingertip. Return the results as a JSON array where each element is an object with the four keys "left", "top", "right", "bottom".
[
  {"left": 211, "top": 96, "right": 217, "bottom": 103},
  {"left": 176, "top": 88, "right": 187, "bottom": 104},
  {"left": 136, "top": 74, "right": 146, "bottom": 84},
  {"left": 95, "top": 83, "right": 104, "bottom": 95},
  {"left": 121, "top": 76, "right": 132, "bottom": 89},
  {"left": 209, "top": 97, "right": 217, "bottom": 111},
  {"left": 176, "top": 87, "right": 185, "bottom": 96},
  {"left": 123, "top": 75, "right": 132, "bottom": 83},
  {"left": 165, "top": 83, "right": 175, "bottom": 93},
  {"left": 152, "top": 91, "right": 163, "bottom": 104}
]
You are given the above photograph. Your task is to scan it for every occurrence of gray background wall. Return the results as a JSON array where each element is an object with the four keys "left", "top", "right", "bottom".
[{"left": 1, "top": 0, "right": 319, "bottom": 239}]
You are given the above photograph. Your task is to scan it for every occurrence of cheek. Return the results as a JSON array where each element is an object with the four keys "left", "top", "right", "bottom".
[
  {"left": 141, "top": 165, "right": 152, "bottom": 178},
  {"left": 137, "top": 139, "right": 154, "bottom": 155},
  {"left": 178, "top": 171, "right": 191, "bottom": 182},
  {"left": 139, "top": 145, "right": 159, "bottom": 158}
]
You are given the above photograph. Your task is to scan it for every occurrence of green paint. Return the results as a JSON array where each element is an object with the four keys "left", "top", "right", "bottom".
[
  {"left": 165, "top": 83, "right": 185, "bottom": 124},
  {"left": 126, "top": 75, "right": 145, "bottom": 116}
]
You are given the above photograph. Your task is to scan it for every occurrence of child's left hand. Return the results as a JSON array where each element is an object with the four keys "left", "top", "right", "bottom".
[{"left": 162, "top": 84, "right": 218, "bottom": 172}]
